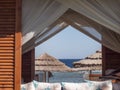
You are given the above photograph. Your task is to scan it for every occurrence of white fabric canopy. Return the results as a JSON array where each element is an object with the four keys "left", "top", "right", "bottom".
[
  {"left": 57, "top": 0, "right": 120, "bottom": 34},
  {"left": 22, "top": 0, "right": 68, "bottom": 53},
  {"left": 22, "top": 0, "right": 120, "bottom": 53}
]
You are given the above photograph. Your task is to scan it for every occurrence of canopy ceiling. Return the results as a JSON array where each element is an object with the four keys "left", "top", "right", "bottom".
[{"left": 22, "top": 0, "right": 120, "bottom": 54}]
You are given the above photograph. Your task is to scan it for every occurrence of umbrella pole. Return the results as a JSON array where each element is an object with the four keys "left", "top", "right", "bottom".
[
  {"left": 43, "top": 71, "right": 46, "bottom": 82},
  {"left": 46, "top": 71, "right": 49, "bottom": 82},
  {"left": 89, "top": 70, "right": 92, "bottom": 80}
]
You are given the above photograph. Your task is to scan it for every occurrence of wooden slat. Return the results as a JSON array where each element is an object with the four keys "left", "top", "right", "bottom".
[
  {"left": 0, "top": 37, "right": 14, "bottom": 41},
  {"left": 0, "top": 21, "right": 15, "bottom": 24},
  {"left": 0, "top": 44, "right": 14, "bottom": 47},
  {"left": 0, "top": 66, "right": 14, "bottom": 69},
  {"left": 0, "top": 48, "right": 14, "bottom": 50},
  {"left": 0, "top": 34, "right": 14, "bottom": 37},
  {"left": 0, "top": 8, "right": 15, "bottom": 11},
  {"left": 0, "top": 57, "right": 14, "bottom": 60},
  {"left": 0, "top": 41, "right": 14, "bottom": 43},
  {"left": 0, "top": 60, "right": 14, "bottom": 63},
  {"left": 0, "top": 30, "right": 14, "bottom": 32},
  {"left": 0, "top": 77, "right": 13, "bottom": 80},
  {"left": 0, "top": 69, "right": 13, "bottom": 72},
  {"left": 0, "top": 24, "right": 15, "bottom": 28},
  {"left": 0, "top": 10, "right": 15, "bottom": 13},
  {"left": 0, "top": 0, "right": 15, "bottom": 2},
  {"left": 0, "top": 18, "right": 15, "bottom": 21},
  {"left": 0, "top": 13, "right": 15, "bottom": 16},
  {"left": 0, "top": 85, "right": 13, "bottom": 87},
  {"left": 0, "top": 56, "right": 13, "bottom": 58},
  {"left": 0, "top": 50, "right": 13, "bottom": 53},
  {"left": 0, "top": 63, "right": 13, "bottom": 66},
  {"left": 0, "top": 75, "right": 13, "bottom": 79},
  {"left": 0, "top": 52, "right": 14, "bottom": 54},
  {"left": 0, "top": 79, "right": 13, "bottom": 82},
  {"left": 0, "top": 18, "right": 15, "bottom": 20},
  {"left": 0, "top": 71, "right": 13, "bottom": 75},
  {"left": 0, "top": 27, "right": 14, "bottom": 30},
  {"left": 0, "top": 82, "right": 13, "bottom": 85},
  {"left": 0, "top": 87, "right": 13, "bottom": 90}
]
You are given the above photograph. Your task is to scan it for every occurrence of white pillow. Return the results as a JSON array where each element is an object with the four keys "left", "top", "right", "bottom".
[
  {"left": 21, "top": 81, "right": 35, "bottom": 90},
  {"left": 84, "top": 80, "right": 113, "bottom": 90},
  {"left": 61, "top": 82, "right": 89, "bottom": 90},
  {"left": 33, "top": 80, "right": 61, "bottom": 90}
]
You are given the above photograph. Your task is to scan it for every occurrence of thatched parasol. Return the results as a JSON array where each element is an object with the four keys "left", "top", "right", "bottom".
[
  {"left": 73, "top": 50, "right": 102, "bottom": 71},
  {"left": 86, "top": 50, "right": 102, "bottom": 59},
  {"left": 35, "top": 53, "right": 72, "bottom": 82},
  {"left": 73, "top": 50, "right": 102, "bottom": 80},
  {"left": 35, "top": 53, "right": 72, "bottom": 72}
]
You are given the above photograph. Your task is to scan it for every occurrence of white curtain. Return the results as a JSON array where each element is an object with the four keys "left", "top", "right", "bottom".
[
  {"left": 22, "top": 20, "right": 68, "bottom": 53},
  {"left": 22, "top": 0, "right": 120, "bottom": 53},
  {"left": 57, "top": 0, "right": 120, "bottom": 35},
  {"left": 22, "top": 0, "right": 68, "bottom": 45}
]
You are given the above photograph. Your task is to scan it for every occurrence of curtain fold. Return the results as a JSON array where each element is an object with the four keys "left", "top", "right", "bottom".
[
  {"left": 22, "top": 0, "right": 68, "bottom": 45},
  {"left": 57, "top": 0, "right": 120, "bottom": 35},
  {"left": 22, "top": 20, "right": 68, "bottom": 53}
]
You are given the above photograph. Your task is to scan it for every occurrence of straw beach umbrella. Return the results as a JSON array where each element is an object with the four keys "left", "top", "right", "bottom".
[
  {"left": 35, "top": 53, "right": 72, "bottom": 82},
  {"left": 73, "top": 59, "right": 102, "bottom": 71},
  {"left": 35, "top": 53, "right": 71, "bottom": 72},
  {"left": 73, "top": 50, "right": 102, "bottom": 70},
  {"left": 86, "top": 50, "right": 102, "bottom": 59},
  {"left": 73, "top": 50, "right": 102, "bottom": 80}
]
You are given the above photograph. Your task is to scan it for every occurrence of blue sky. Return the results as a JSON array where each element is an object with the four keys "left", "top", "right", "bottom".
[{"left": 35, "top": 26, "right": 101, "bottom": 59}]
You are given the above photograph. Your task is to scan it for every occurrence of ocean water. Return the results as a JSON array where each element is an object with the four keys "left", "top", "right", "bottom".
[
  {"left": 49, "top": 71, "right": 85, "bottom": 83},
  {"left": 59, "top": 59, "right": 80, "bottom": 68},
  {"left": 49, "top": 59, "right": 85, "bottom": 83}
]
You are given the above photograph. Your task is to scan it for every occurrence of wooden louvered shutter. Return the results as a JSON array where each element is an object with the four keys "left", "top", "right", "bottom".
[{"left": 0, "top": 0, "right": 21, "bottom": 90}]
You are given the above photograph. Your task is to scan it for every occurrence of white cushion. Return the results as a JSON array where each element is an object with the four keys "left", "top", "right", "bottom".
[
  {"left": 84, "top": 80, "right": 113, "bottom": 90},
  {"left": 61, "top": 82, "right": 89, "bottom": 90},
  {"left": 33, "top": 80, "right": 61, "bottom": 90},
  {"left": 21, "top": 81, "right": 35, "bottom": 90}
]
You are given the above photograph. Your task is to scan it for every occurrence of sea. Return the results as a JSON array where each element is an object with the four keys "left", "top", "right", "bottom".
[
  {"left": 59, "top": 59, "right": 80, "bottom": 68},
  {"left": 49, "top": 59, "right": 86, "bottom": 83}
]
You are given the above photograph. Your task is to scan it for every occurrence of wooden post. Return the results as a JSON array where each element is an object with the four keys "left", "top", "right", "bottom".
[
  {"left": 22, "top": 49, "right": 35, "bottom": 83},
  {"left": 14, "top": 0, "right": 22, "bottom": 90}
]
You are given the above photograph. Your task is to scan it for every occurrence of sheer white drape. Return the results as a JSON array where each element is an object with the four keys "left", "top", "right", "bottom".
[
  {"left": 22, "top": 20, "right": 68, "bottom": 53},
  {"left": 22, "top": 0, "right": 68, "bottom": 45},
  {"left": 22, "top": 0, "right": 120, "bottom": 53},
  {"left": 57, "top": 0, "right": 120, "bottom": 35}
]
